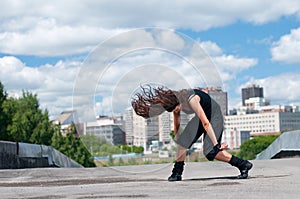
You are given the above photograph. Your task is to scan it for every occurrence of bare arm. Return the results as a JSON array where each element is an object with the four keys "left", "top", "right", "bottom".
[
  {"left": 173, "top": 108, "right": 181, "bottom": 138},
  {"left": 188, "top": 95, "right": 218, "bottom": 146}
]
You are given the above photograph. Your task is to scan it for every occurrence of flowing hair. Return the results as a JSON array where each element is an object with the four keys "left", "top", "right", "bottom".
[{"left": 131, "top": 85, "right": 180, "bottom": 118}]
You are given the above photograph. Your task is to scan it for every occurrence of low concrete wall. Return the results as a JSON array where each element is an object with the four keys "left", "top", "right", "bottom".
[
  {"left": 0, "top": 141, "right": 18, "bottom": 169},
  {"left": 0, "top": 141, "right": 83, "bottom": 169},
  {"left": 256, "top": 130, "right": 300, "bottom": 160}
]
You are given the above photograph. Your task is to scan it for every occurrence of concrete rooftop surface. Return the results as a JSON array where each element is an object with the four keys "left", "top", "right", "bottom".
[{"left": 0, "top": 158, "right": 299, "bottom": 199}]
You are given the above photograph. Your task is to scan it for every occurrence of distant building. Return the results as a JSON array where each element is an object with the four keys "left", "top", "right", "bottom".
[
  {"left": 258, "top": 104, "right": 299, "bottom": 113},
  {"left": 124, "top": 107, "right": 159, "bottom": 150},
  {"left": 224, "top": 112, "right": 300, "bottom": 136},
  {"left": 222, "top": 130, "right": 250, "bottom": 149},
  {"left": 124, "top": 108, "right": 134, "bottom": 145},
  {"left": 124, "top": 106, "right": 194, "bottom": 150},
  {"left": 206, "top": 87, "right": 228, "bottom": 116},
  {"left": 158, "top": 111, "right": 172, "bottom": 144},
  {"left": 245, "top": 97, "right": 270, "bottom": 110},
  {"left": 52, "top": 110, "right": 81, "bottom": 136},
  {"left": 146, "top": 117, "right": 160, "bottom": 147},
  {"left": 84, "top": 117, "right": 126, "bottom": 145},
  {"left": 242, "top": 84, "right": 264, "bottom": 106}
]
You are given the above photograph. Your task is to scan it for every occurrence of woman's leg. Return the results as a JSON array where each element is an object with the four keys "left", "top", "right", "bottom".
[
  {"left": 214, "top": 149, "right": 252, "bottom": 179},
  {"left": 176, "top": 144, "right": 187, "bottom": 162},
  {"left": 169, "top": 117, "right": 203, "bottom": 181},
  {"left": 205, "top": 100, "right": 253, "bottom": 178},
  {"left": 215, "top": 150, "right": 232, "bottom": 162},
  {"left": 168, "top": 144, "right": 187, "bottom": 181}
]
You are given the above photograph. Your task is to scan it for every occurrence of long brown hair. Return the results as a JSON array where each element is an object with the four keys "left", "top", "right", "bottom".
[{"left": 131, "top": 85, "right": 193, "bottom": 118}]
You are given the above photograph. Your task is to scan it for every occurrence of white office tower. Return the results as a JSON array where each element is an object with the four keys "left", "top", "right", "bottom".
[
  {"left": 124, "top": 107, "right": 134, "bottom": 145},
  {"left": 158, "top": 111, "right": 172, "bottom": 144},
  {"left": 124, "top": 107, "right": 159, "bottom": 150}
]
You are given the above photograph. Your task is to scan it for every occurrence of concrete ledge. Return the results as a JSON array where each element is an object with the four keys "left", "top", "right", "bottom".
[
  {"left": 256, "top": 130, "right": 300, "bottom": 159},
  {"left": 0, "top": 141, "right": 18, "bottom": 169},
  {"left": 0, "top": 141, "right": 83, "bottom": 169}
]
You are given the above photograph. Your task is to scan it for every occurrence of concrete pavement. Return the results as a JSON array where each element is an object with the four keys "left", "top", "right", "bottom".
[{"left": 0, "top": 158, "right": 300, "bottom": 198}]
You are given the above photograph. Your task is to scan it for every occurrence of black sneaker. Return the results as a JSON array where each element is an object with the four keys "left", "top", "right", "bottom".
[
  {"left": 237, "top": 161, "right": 253, "bottom": 179},
  {"left": 168, "top": 161, "right": 184, "bottom": 181},
  {"left": 168, "top": 173, "right": 182, "bottom": 181}
]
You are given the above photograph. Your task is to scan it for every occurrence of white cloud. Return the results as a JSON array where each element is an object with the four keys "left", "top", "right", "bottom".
[
  {"left": 1, "top": 0, "right": 300, "bottom": 56},
  {"left": 0, "top": 28, "right": 259, "bottom": 119},
  {"left": 198, "top": 41, "right": 223, "bottom": 56},
  {"left": 199, "top": 41, "right": 258, "bottom": 83},
  {"left": 0, "top": 56, "right": 79, "bottom": 118},
  {"left": 78, "top": 38, "right": 258, "bottom": 117},
  {"left": 155, "top": 30, "right": 185, "bottom": 51},
  {"left": 271, "top": 27, "right": 300, "bottom": 63},
  {"left": 241, "top": 73, "right": 300, "bottom": 105},
  {"left": 0, "top": 19, "right": 126, "bottom": 56}
]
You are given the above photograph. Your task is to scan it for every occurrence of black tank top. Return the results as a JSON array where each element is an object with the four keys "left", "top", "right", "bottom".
[{"left": 183, "top": 89, "right": 212, "bottom": 121}]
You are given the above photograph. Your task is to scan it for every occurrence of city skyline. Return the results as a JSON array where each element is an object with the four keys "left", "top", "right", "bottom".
[{"left": 0, "top": 1, "right": 300, "bottom": 119}]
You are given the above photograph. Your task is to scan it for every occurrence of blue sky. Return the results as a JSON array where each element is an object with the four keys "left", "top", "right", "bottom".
[{"left": 1, "top": 0, "right": 300, "bottom": 118}]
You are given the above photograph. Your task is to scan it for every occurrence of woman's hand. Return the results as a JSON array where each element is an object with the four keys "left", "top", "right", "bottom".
[{"left": 220, "top": 142, "right": 228, "bottom": 150}]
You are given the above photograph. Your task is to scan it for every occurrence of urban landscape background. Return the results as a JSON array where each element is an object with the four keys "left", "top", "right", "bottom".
[{"left": 1, "top": 0, "right": 300, "bottom": 168}]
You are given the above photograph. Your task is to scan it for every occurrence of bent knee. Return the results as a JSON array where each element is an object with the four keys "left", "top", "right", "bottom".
[
  {"left": 205, "top": 145, "right": 221, "bottom": 161},
  {"left": 205, "top": 153, "right": 216, "bottom": 161}
]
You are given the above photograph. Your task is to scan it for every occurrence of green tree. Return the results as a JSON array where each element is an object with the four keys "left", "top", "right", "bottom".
[
  {"left": 107, "top": 155, "right": 114, "bottom": 166},
  {"left": 51, "top": 123, "right": 96, "bottom": 167},
  {"left": 2, "top": 91, "right": 54, "bottom": 144},
  {"left": 97, "top": 143, "right": 122, "bottom": 156},
  {"left": 0, "top": 81, "right": 9, "bottom": 140},
  {"left": 30, "top": 109, "right": 54, "bottom": 145},
  {"left": 80, "top": 134, "right": 107, "bottom": 155},
  {"left": 239, "top": 135, "right": 279, "bottom": 160},
  {"left": 118, "top": 145, "right": 144, "bottom": 154},
  {"left": 117, "top": 158, "right": 124, "bottom": 166}
]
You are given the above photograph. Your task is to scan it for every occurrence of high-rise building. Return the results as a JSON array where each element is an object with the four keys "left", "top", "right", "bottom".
[
  {"left": 124, "top": 107, "right": 134, "bottom": 145},
  {"left": 203, "top": 87, "right": 228, "bottom": 115},
  {"left": 124, "top": 106, "right": 195, "bottom": 150},
  {"left": 158, "top": 111, "right": 172, "bottom": 144},
  {"left": 242, "top": 84, "right": 264, "bottom": 106},
  {"left": 124, "top": 107, "right": 160, "bottom": 150}
]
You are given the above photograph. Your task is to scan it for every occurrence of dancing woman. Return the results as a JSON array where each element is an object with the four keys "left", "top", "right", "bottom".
[{"left": 132, "top": 85, "right": 252, "bottom": 181}]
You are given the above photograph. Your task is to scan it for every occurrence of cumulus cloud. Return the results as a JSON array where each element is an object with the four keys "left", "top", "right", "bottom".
[
  {"left": 79, "top": 37, "right": 257, "bottom": 117},
  {"left": 0, "top": 19, "right": 127, "bottom": 56},
  {"left": 1, "top": 0, "right": 300, "bottom": 56},
  {"left": 0, "top": 26, "right": 259, "bottom": 119},
  {"left": 271, "top": 27, "right": 300, "bottom": 63},
  {"left": 240, "top": 73, "right": 300, "bottom": 105},
  {"left": 199, "top": 41, "right": 258, "bottom": 83},
  {"left": 0, "top": 56, "right": 79, "bottom": 118}
]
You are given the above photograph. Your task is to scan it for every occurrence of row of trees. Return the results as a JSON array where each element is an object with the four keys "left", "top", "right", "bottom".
[
  {"left": 238, "top": 134, "right": 280, "bottom": 160},
  {"left": 0, "top": 81, "right": 95, "bottom": 167}
]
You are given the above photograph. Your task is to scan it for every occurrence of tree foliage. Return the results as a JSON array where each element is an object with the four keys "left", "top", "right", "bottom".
[
  {"left": 2, "top": 91, "right": 54, "bottom": 145},
  {"left": 0, "top": 82, "right": 8, "bottom": 139},
  {"left": 80, "top": 134, "right": 108, "bottom": 155},
  {"left": 238, "top": 135, "right": 279, "bottom": 160},
  {"left": 118, "top": 145, "right": 144, "bottom": 154},
  {"left": 0, "top": 81, "right": 96, "bottom": 167},
  {"left": 51, "top": 123, "right": 96, "bottom": 167}
]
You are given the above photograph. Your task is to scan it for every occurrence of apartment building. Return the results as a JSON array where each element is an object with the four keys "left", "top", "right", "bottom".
[
  {"left": 84, "top": 117, "right": 125, "bottom": 145},
  {"left": 222, "top": 130, "right": 250, "bottom": 149},
  {"left": 124, "top": 107, "right": 159, "bottom": 149},
  {"left": 224, "top": 112, "right": 300, "bottom": 136}
]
